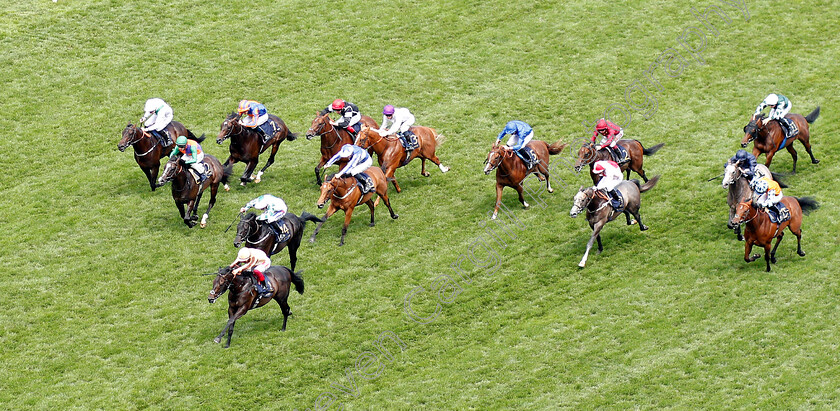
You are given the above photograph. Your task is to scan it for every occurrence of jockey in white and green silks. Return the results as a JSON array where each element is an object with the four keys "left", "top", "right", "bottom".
[
  {"left": 754, "top": 93, "right": 794, "bottom": 138},
  {"left": 239, "top": 194, "right": 289, "bottom": 242}
]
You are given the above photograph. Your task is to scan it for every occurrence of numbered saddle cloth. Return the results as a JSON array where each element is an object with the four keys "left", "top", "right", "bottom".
[
  {"left": 767, "top": 203, "right": 790, "bottom": 224},
  {"left": 614, "top": 145, "right": 630, "bottom": 163},
  {"left": 400, "top": 129, "right": 420, "bottom": 150},
  {"left": 257, "top": 118, "right": 279, "bottom": 144},
  {"left": 264, "top": 219, "right": 291, "bottom": 243},
  {"left": 777, "top": 118, "right": 798, "bottom": 150},
  {"left": 355, "top": 172, "right": 374, "bottom": 194},
  {"left": 517, "top": 146, "right": 538, "bottom": 169}
]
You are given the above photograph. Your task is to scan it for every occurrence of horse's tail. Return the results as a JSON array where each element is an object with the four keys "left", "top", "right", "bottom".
[
  {"left": 299, "top": 211, "right": 325, "bottom": 227},
  {"left": 290, "top": 270, "right": 305, "bottom": 294},
  {"left": 187, "top": 130, "right": 206, "bottom": 144},
  {"left": 804, "top": 106, "right": 820, "bottom": 124},
  {"left": 286, "top": 132, "right": 298, "bottom": 141},
  {"left": 220, "top": 164, "right": 233, "bottom": 185},
  {"left": 771, "top": 172, "right": 789, "bottom": 189},
  {"left": 642, "top": 142, "right": 664, "bottom": 156},
  {"left": 431, "top": 129, "right": 446, "bottom": 149},
  {"left": 548, "top": 140, "right": 568, "bottom": 155},
  {"left": 634, "top": 174, "right": 661, "bottom": 193},
  {"left": 795, "top": 196, "right": 819, "bottom": 215}
]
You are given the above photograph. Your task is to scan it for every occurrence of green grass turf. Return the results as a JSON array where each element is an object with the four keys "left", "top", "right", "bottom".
[{"left": 1, "top": 0, "right": 839, "bottom": 408}]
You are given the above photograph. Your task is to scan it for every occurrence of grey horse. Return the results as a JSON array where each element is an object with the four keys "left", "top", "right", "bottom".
[{"left": 570, "top": 175, "right": 660, "bottom": 268}]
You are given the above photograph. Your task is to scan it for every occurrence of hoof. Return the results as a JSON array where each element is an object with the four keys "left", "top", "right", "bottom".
[
  {"left": 440, "top": 165, "right": 450, "bottom": 173},
  {"left": 523, "top": 202, "right": 530, "bottom": 210},
  {"left": 369, "top": 222, "right": 375, "bottom": 227},
  {"left": 771, "top": 257, "right": 777, "bottom": 264},
  {"left": 578, "top": 262, "right": 586, "bottom": 268},
  {"left": 639, "top": 225, "right": 648, "bottom": 231},
  {"left": 798, "top": 250, "right": 806, "bottom": 256},
  {"left": 548, "top": 187, "right": 554, "bottom": 193},
  {"left": 422, "top": 172, "right": 430, "bottom": 177},
  {"left": 254, "top": 176, "right": 261, "bottom": 183},
  {"left": 491, "top": 212, "right": 498, "bottom": 220},
  {"left": 240, "top": 182, "right": 247, "bottom": 186},
  {"left": 224, "top": 184, "right": 230, "bottom": 192},
  {"left": 391, "top": 214, "right": 399, "bottom": 219},
  {"left": 309, "top": 237, "right": 316, "bottom": 243},
  {"left": 629, "top": 219, "right": 637, "bottom": 225},
  {"left": 214, "top": 337, "right": 221, "bottom": 343},
  {"left": 738, "top": 236, "right": 744, "bottom": 242},
  {"left": 813, "top": 159, "right": 820, "bottom": 164}
]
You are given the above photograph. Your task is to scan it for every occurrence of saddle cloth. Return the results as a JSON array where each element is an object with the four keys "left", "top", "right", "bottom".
[
  {"left": 614, "top": 145, "right": 630, "bottom": 163},
  {"left": 767, "top": 203, "right": 790, "bottom": 224},
  {"left": 257, "top": 118, "right": 279, "bottom": 144}
]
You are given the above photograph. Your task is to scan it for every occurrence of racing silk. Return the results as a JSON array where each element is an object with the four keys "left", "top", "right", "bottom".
[
  {"left": 321, "top": 102, "right": 362, "bottom": 128},
  {"left": 755, "top": 177, "right": 783, "bottom": 208},
  {"left": 594, "top": 160, "right": 623, "bottom": 191},
  {"left": 141, "top": 98, "right": 173, "bottom": 132},
  {"left": 755, "top": 93, "right": 791, "bottom": 120},
  {"left": 231, "top": 248, "right": 271, "bottom": 275},
  {"left": 170, "top": 140, "right": 203, "bottom": 164},
  {"left": 325, "top": 144, "right": 372, "bottom": 176},
  {"left": 243, "top": 194, "right": 288, "bottom": 223},
  {"left": 730, "top": 152, "right": 758, "bottom": 178},
  {"left": 591, "top": 120, "right": 622, "bottom": 148},
  {"left": 380, "top": 107, "right": 415, "bottom": 136},
  {"left": 241, "top": 101, "right": 268, "bottom": 127},
  {"left": 496, "top": 120, "right": 533, "bottom": 150}
]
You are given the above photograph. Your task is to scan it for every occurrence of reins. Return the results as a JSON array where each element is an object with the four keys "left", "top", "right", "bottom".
[{"left": 125, "top": 127, "right": 159, "bottom": 157}]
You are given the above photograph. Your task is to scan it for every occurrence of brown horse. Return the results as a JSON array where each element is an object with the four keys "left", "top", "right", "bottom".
[
  {"left": 741, "top": 107, "right": 820, "bottom": 172},
  {"left": 118, "top": 122, "right": 194, "bottom": 191},
  {"left": 732, "top": 197, "right": 818, "bottom": 272},
  {"left": 354, "top": 125, "right": 450, "bottom": 193},
  {"left": 483, "top": 140, "right": 568, "bottom": 220},
  {"left": 310, "top": 168, "right": 398, "bottom": 246},
  {"left": 216, "top": 113, "right": 297, "bottom": 186},
  {"left": 569, "top": 176, "right": 660, "bottom": 268},
  {"left": 574, "top": 140, "right": 664, "bottom": 184},
  {"left": 157, "top": 154, "right": 231, "bottom": 228},
  {"left": 305, "top": 113, "right": 378, "bottom": 185},
  {"left": 208, "top": 265, "right": 304, "bottom": 348}
]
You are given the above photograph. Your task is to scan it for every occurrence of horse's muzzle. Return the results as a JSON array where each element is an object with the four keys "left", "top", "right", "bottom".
[
  {"left": 484, "top": 169, "right": 491, "bottom": 175},
  {"left": 727, "top": 221, "right": 735, "bottom": 229},
  {"left": 118, "top": 144, "right": 127, "bottom": 152},
  {"left": 740, "top": 142, "right": 748, "bottom": 148},
  {"left": 570, "top": 211, "right": 579, "bottom": 218},
  {"left": 317, "top": 202, "right": 325, "bottom": 209},
  {"left": 574, "top": 165, "right": 582, "bottom": 172},
  {"left": 305, "top": 133, "right": 314, "bottom": 140},
  {"left": 216, "top": 138, "right": 225, "bottom": 145},
  {"left": 233, "top": 241, "right": 241, "bottom": 248},
  {"left": 208, "top": 296, "right": 217, "bottom": 304}
]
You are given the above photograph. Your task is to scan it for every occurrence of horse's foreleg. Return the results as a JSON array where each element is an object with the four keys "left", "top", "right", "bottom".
[
  {"left": 770, "top": 232, "right": 784, "bottom": 264},
  {"left": 785, "top": 145, "right": 798, "bottom": 173},
  {"left": 491, "top": 184, "right": 504, "bottom": 220},
  {"left": 224, "top": 307, "right": 249, "bottom": 348},
  {"left": 514, "top": 184, "right": 529, "bottom": 210},
  {"left": 386, "top": 164, "right": 401, "bottom": 192},
  {"left": 744, "top": 239, "right": 759, "bottom": 262},
  {"left": 176, "top": 202, "right": 186, "bottom": 220},
  {"left": 366, "top": 199, "right": 376, "bottom": 227},
  {"left": 735, "top": 224, "right": 743, "bottom": 241},
  {"left": 200, "top": 185, "right": 219, "bottom": 228},
  {"left": 314, "top": 158, "right": 327, "bottom": 185},
  {"left": 255, "top": 144, "right": 281, "bottom": 183},
  {"left": 339, "top": 208, "right": 354, "bottom": 246},
  {"left": 309, "top": 208, "right": 335, "bottom": 243},
  {"left": 241, "top": 160, "right": 258, "bottom": 185},
  {"left": 579, "top": 221, "right": 605, "bottom": 268},
  {"left": 142, "top": 167, "right": 157, "bottom": 191},
  {"left": 764, "top": 150, "right": 777, "bottom": 169},
  {"left": 596, "top": 234, "right": 603, "bottom": 254}
]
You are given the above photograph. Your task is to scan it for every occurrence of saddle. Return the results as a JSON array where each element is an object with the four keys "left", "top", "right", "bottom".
[
  {"left": 261, "top": 219, "right": 291, "bottom": 243},
  {"left": 775, "top": 118, "right": 798, "bottom": 150},
  {"left": 399, "top": 129, "right": 420, "bottom": 151},
  {"left": 150, "top": 128, "right": 172, "bottom": 146},
  {"left": 257, "top": 118, "right": 278, "bottom": 145},
  {"left": 187, "top": 162, "right": 211, "bottom": 183},
  {"left": 612, "top": 145, "right": 630, "bottom": 164},
  {"left": 766, "top": 203, "right": 790, "bottom": 224},
  {"left": 516, "top": 146, "right": 539, "bottom": 170},
  {"left": 355, "top": 172, "right": 374, "bottom": 194}
]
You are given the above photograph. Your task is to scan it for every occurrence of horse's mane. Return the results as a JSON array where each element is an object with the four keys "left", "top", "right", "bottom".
[
  {"left": 324, "top": 173, "right": 336, "bottom": 182},
  {"left": 227, "top": 112, "right": 239, "bottom": 120},
  {"left": 243, "top": 211, "right": 258, "bottom": 220}
]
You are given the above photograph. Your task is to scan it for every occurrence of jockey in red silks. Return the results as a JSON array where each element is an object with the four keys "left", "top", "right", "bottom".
[
  {"left": 230, "top": 247, "right": 273, "bottom": 296},
  {"left": 591, "top": 118, "right": 624, "bottom": 162}
]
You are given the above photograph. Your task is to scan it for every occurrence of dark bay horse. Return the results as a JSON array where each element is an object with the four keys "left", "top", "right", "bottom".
[
  {"left": 157, "top": 154, "right": 231, "bottom": 228},
  {"left": 310, "top": 169, "right": 398, "bottom": 246},
  {"left": 721, "top": 161, "right": 776, "bottom": 241},
  {"left": 216, "top": 112, "right": 297, "bottom": 186},
  {"left": 305, "top": 113, "right": 379, "bottom": 185},
  {"left": 741, "top": 107, "right": 820, "bottom": 172},
  {"left": 732, "top": 197, "right": 818, "bottom": 272},
  {"left": 569, "top": 175, "right": 660, "bottom": 268},
  {"left": 234, "top": 211, "right": 324, "bottom": 272},
  {"left": 574, "top": 140, "right": 664, "bottom": 184},
  {"left": 118, "top": 122, "right": 195, "bottom": 191},
  {"left": 483, "top": 140, "right": 568, "bottom": 220},
  {"left": 208, "top": 265, "right": 304, "bottom": 348},
  {"left": 354, "top": 125, "right": 450, "bottom": 193}
]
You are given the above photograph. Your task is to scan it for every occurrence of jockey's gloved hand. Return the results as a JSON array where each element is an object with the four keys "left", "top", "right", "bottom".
[{"left": 239, "top": 207, "right": 247, "bottom": 213}]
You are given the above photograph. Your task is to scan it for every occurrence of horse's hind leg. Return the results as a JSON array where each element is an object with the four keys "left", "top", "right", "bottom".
[
  {"left": 200, "top": 185, "right": 219, "bottom": 228},
  {"left": 241, "top": 160, "right": 258, "bottom": 185},
  {"left": 514, "top": 185, "right": 529, "bottom": 210},
  {"left": 770, "top": 232, "right": 784, "bottom": 264},
  {"left": 790, "top": 223, "right": 805, "bottom": 256},
  {"left": 275, "top": 295, "right": 291, "bottom": 331},
  {"left": 785, "top": 145, "right": 798, "bottom": 173},
  {"left": 377, "top": 189, "right": 399, "bottom": 220},
  {"left": 427, "top": 152, "right": 449, "bottom": 173},
  {"left": 630, "top": 208, "right": 647, "bottom": 231},
  {"left": 255, "top": 143, "right": 280, "bottom": 183},
  {"left": 801, "top": 136, "right": 819, "bottom": 164},
  {"left": 366, "top": 200, "right": 376, "bottom": 227},
  {"left": 421, "top": 159, "right": 429, "bottom": 177},
  {"left": 288, "top": 234, "right": 301, "bottom": 272},
  {"left": 763, "top": 244, "right": 772, "bottom": 272}
]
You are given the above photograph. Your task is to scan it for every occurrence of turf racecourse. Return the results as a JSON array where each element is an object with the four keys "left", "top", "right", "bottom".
[{"left": 1, "top": 0, "right": 839, "bottom": 408}]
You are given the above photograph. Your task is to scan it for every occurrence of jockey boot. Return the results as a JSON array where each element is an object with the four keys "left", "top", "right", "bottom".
[
  {"left": 271, "top": 220, "right": 288, "bottom": 243},
  {"left": 163, "top": 130, "right": 172, "bottom": 147},
  {"left": 610, "top": 147, "right": 620, "bottom": 163},
  {"left": 254, "top": 280, "right": 267, "bottom": 295},
  {"left": 402, "top": 150, "right": 414, "bottom": 166},
  {"left": 260, "top": 279, "right": 273, "bottom": 295},
  {"left": 608, "top": 189, "right": 622, "bottom": 210}
]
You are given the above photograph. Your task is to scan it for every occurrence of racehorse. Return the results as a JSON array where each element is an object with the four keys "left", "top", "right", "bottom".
[
  {"left": 569, "top": 175, "right": 660, "bottom": 268},
  {"left": 310, "top": 169, "right": 398, "bottom": 246},
  {"left": 721, "top": 160, "right": 780, "bottom": 241},
  {"left": 483, "top": 140, "right": 568, "bottom": 220},
  {"left": 732, "top": 197, "right": 818, "bottom": 272},
  {"left": 234, "top": 211, "right": 325, "bottom": 272},
  {"left": 118, "top": 122, "right": 195, "bottom": 191},
  {"left": 574, "top": 140, "right": 664, "bottom": 184},
  {"left": 216, "top": 112, "right": 297, "bottom": 186},
  {"left": 741, "top": 107, "right": 820, "bottom": 172},
  {"left": 208, "top": 265, "right": 304, "bottom": 348},
  {"left": 305, "top": 113, "right": 379, "bottom": 185},
  {"left": 354, "top": 125, "right": 450, "bottom": 193},
  {"left": 157, "top": 154, "right": 231, "bottom": 228}
]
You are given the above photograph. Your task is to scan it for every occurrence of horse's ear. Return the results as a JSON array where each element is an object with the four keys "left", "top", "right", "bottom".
[{"left": 579, "top": 186, "right": 584, "bottom": 191}]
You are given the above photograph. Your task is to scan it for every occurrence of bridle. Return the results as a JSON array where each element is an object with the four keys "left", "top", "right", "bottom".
[
  {"left": 219, "top": 117, "right": 241, "bottom": 141},
  {"left": 123, "top": 126, "right": 159, "bottom": 157},
  {"left": 209, "top": 271, "right": 234, "bottom": 300},
  {"left": 309, "top": 117, "right": 343, "bottom": 149},
  {"left": 237, "top": 217, "right": 272, "bottom": 245},
  {"left": 485, "top": 147, "right": 511, "bottom": 175},
  {"left": 734, "top": 201, "right": 758, "bottom": 224}
]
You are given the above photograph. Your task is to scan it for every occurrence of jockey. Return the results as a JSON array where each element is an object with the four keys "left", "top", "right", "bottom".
[
  {"left": 379, "top": 105, "right": 418, "bottom": 164},
  {"left": 592, "top": 160, "right": 623, "bottom": 209},
  {"left": 237, "top": 99, "right": 270, "bottom": 141},
  {"left": 229, "top": 247, "right": 273, "bottom": 295},
  {"left": 591, "top": 118, "right": 624, "bottom": 162},
  {"left": 730, "top": 149, "right": 759, "bottom": 180},
  {"left": 324, "top": 144, "right": 374, "bottom": 192},
  {"left": 496, "top": 120, "right": 536, "bottom": 168},
  {"left": 320, "top": 99, "right": 363, "bottom": 136},
  {"left": 754, "top": 93, "right": 794, "bottom": 139},
  {"left": 240, "top": 194, "right": 289, "bottom": 243},
  {"left": 752, "top": 176, "right": 783, "bottom": 218},
  {"left": 140, "top": 98, "right": 174, "bottom": 146},
  {"left": 169, "top": 136, "right": 208, "bottom": 183}
]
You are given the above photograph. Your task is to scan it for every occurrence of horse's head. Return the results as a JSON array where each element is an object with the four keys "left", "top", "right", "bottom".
[
  {"left": 569, "top": 186, "right": 594, "bottom": 218},
  {"left": 157, "top": 155, "right": 182, "bottom": 186},
  {"left": 208, "top": 266, "right": 235, "bottom": 303},
  {"left": 233, "top": 212, "right": 258, "bottom": 247},
  {"left": 483, "top": 144, "right": 507, "bottom": 175},
  {"left": 316, "top": 174, "right": 338, "bottom": 208},
  {"left": 732, "top": 200, "right": 755, "bottom": 224},
  {"left": 354, "top": 125, "right": 374, "bottom": 149},
  {"left": 118, "top": 123, "right": 142, "bottom": 152},
  {"left": 217, "top": 112, "right": 241, "bottom": 144},
  {"left": 721, "top": 160, "right": 742, "bottom": 188},
  {"left": 574, "top": 142, "right": 596, "bottom": 172},
  {"left": 306, "top": 113, "right": 330, "bottom": 140},
  {"left": 742, "top": 115, "right": 765, "bottom": 147}
]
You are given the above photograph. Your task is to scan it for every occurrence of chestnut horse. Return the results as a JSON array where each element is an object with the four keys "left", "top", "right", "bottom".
[
  {"left": 732, "top": 197, "right": 818, "bottom": 272},
  {"left": 208, "top": 265, "right": 304, "bottom": 348},
  {"left": 157, "top": 154, "right": 231, "bottom": 228},
  {"left": 216, "top": 113, "right": 297, "bottom": 186},
  {"left": 574, "top": 140, "right": 664, "bottom": 184},
  {"left": 305, "top": 113, "right": 378, "bottom": 185},
  {"left": 354, "top": 125, "right": 450, "bottom": 193},
  {"left": 118, "top": 122, "right": 195, "bottom": 191},
  {"left": 233, "top": 211, "right": 324, "bottom": 272},
  {"left": 741, "top": 107, "right": 820, "bottom": 172},
  {"left": 483, "top": 140, "right": 568, "bottom": 220},
  {"left": 721, "top": 160, "right": 778, "bottom": 241},
  {"left": 569, "top": 176, "right": 660, "bottom": 268},
  {"left": 310, "top": 169, "right": 398, "bottom": 246}
]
